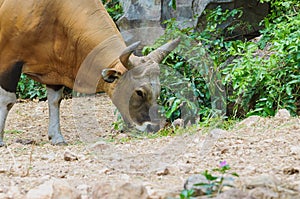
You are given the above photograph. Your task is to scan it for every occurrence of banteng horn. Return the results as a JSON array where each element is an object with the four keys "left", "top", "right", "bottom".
[
  {"left": 119, "top": 41, "right": 141, "bottom": 70},
  {"left": 147, "top": 37, "right": 180, "bottom": 63}
]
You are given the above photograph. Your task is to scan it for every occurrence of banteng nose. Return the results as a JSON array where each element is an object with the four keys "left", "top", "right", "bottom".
[
  {"left": 147, "top": 104, "right": 161, "bottom": 132},
  {"left": 145, "top": 123, "right": 160, "bottom": 132}
]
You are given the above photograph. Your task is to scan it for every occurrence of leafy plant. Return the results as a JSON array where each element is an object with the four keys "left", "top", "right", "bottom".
[
  {"left": 204, "top": 161, "right": 239, "bottom": 195},
  {"left": 150, "top": 0, "right": 299, "bottom": 121},
  {"left": 222, "top": 0, "right": 300, "bottom": 116},
  {"left": 179, "top": 161, "right": 238, "bottom": 198},
  {"left": 102, "top": 0, "right": 123, "bottom": 21},
  {"left": 17, "top": 74, "right": 47, "bottom": 100},
  {"left": 168, "top": 0, "right": 177, "bottom": 10},
  {"left": 144, "top": 6, "right": 245, "bottom": 122},
  {"left": 179, "top": 189, "right": 195, "bottom": 199}
]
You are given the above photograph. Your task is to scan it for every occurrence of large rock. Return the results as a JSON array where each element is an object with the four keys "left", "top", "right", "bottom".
[
  {"left": 117, "top": 0, "right": 165, "bottom": 51},
  {"left": 92, "top": 182, "right": 149, "bottom": 199},
  {"left": 212, "top": 189, "right": 254, "bottom": 199},
  {"left": 197, "top": 0, "right": 269, "bottom": 38},
  {"left": 26, "top": 179, "right": 81, "bottom": 199},
  {"left": 184, "top": 174, "right": 210, "bottom": 196},
  {"left": 118, "top": 0, "right": 269, "bottom": 47}
]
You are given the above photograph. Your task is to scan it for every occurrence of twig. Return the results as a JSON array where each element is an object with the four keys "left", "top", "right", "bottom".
[
  {"left": 6, "top": 145, "right": 17, "bottom": 173},
  {"left": 23, "top": 143, "right": 35, "bottom": 177}
]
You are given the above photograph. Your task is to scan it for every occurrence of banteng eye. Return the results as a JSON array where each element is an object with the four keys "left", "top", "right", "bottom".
[{"left": 136, "top": 90, "right": 144, "bottom": 97}]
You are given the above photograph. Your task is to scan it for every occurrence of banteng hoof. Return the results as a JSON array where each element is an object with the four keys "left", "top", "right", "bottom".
[
  {"left": 54, "top": 141, "right": 68, "bottom": 146},
  {"left": 0, "top": 141, "right": 5, "bottom": 147}
]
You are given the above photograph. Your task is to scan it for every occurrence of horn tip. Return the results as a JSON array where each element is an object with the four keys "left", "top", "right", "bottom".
[{"left": 131, "top": 41, "right": 141, "bottom": 48}]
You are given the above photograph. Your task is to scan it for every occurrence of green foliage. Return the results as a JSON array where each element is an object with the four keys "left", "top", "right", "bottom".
[
  {"left": 179, "top": 189, "right": 195, "bottom": 199},
  {"left": 168, "top": 0, "right": 177, "bottom": 10},
  {"left": 102, "top": 0, "right": 123, "bottom": 21},
  {"left": 179, "top": 161, "right": 238, "bottom": 198},
  {"left": 17, "top": 74, "right": 47, "bottom": 100},
  {"left": 223, "top": 0, "right": 300, "bottom": 116},
  {"left": 144, "top": 6, "right": 245, "bottom": 122},
  {"left": 150, "top": 0, "right": 300, "bottom": 120}
]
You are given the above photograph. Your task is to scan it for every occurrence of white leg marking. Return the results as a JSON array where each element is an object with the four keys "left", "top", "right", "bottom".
[
  {"left": 0, "top": 86, "right": 16, "bottom": 146},
  {"left": 47, "top": 86, "right": 66, "bottom": 145}
]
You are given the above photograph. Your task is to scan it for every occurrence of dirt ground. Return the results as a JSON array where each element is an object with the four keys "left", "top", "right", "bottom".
[{"left": 1, "top": 94, "right": 300, "bottom": 198}]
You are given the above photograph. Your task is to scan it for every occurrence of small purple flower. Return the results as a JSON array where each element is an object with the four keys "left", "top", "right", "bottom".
[{"left": 219, "top": 160, "right": 227, "bottom": 168}]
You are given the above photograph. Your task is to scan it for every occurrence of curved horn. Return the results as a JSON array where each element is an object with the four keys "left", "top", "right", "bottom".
[
  {"left": 119, "top": 41, "right": 141, "bottom": 70},
  {"left": 147, "top": 37, "right": 180, "bottom": 63}
]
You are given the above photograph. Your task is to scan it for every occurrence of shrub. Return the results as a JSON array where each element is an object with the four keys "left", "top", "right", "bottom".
[
  {"left": 102, "top": 0, "right": 123, "bottom": 21},
  {"left": 223, "top": 0, "right": 300, "bottom": 116},
  {"left": 148, "top": 0, "right": 299, "bottom": 121},
  {"left": 144, "top": 6, "right": 246, "bottom": 122},
  {"left": 17, "top": 74, "right": 47, "bottom": 100}
]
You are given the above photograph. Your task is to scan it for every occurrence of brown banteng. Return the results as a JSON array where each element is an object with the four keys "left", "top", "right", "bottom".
[{"left": 0, "top": 0, "right": 179, "bottom": 146}]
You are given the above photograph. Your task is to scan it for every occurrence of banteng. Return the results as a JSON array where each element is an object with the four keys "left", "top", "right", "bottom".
[{"left": 0, "top": 0, "right": 179, "bottom": 146}]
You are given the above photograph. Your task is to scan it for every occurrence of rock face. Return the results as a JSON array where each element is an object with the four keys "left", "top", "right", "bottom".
[
  {"left": 118, "top": 0, "right": 269, "bottom": 46},
  {"left": 117, "top": 0, "right": 165, "bottom": 52}
]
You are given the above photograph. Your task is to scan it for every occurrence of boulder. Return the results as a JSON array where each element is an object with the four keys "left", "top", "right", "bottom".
[
  {"left": 212, "top": 189, "right": 254, "bottom": 199},
  {"left": 117, "top": 0, "right": 164, "bottom": 51},
  {"left": 274, "top": 109, "right": 291, "bottom": 120},
  {"left": 26, "top": 179, "right": 81, "bottom": 199},
  {"left": 184, "top": 174, "right": 210, "bottom": 196},
  {"left": 118, "top": 0, "right": 269, "bottom": 47},
  {"left": 92, "top": 182, "right": 149, "bottom": 199}
]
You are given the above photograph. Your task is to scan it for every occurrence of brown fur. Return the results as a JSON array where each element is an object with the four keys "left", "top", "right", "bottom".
[{"left": 0, "top": 0, "right": 125, "bottom": 95}]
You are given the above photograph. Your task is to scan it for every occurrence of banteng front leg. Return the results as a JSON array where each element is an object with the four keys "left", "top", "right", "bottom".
[
  {"left": 0, "top": 61, "right": 23, "bottom": 146},
  {"left": 0, "top": 88, "right": 16, "bottom": 147},
  {"left": 47, "top": 85, "right": 66, "bottom": 145}
]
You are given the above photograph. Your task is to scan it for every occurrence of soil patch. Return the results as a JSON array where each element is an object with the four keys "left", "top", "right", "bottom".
[{"left": 1, "top": 94, "right": 300, "bottom": 198}]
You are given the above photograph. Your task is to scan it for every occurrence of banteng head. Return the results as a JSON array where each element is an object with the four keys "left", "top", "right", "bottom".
[{"left": 101, "top": 38, "right": 180, "bottom": 132}]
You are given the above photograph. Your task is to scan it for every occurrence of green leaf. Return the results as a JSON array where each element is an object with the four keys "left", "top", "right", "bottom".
[
  {"left": 168, "top": 0, "right": 176, "bottom": 10},
  {"left": 202, "top": 170, "right": 218, "bottom": 181}
]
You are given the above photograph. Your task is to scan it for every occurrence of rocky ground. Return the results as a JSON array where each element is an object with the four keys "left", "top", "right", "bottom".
[{"left": 1, "top": 94, "right": 300, "bottom": 199}]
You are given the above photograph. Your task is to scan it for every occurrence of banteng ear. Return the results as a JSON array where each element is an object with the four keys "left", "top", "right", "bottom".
[
  {"left": 101, "top": 69, "right": 121, "bottom": 83},
  {"left": 119, "top": 41, "right": 141, "bottom": 70}
]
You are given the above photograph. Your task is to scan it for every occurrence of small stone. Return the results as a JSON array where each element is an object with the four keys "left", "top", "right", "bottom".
[
  {"left": 64, "top": 150, "right": 78, "bottom": 161},
  {"left": 15, "top": 139, "right": 36, "bottom": 145},
  {"left": 7, "top": 186, "right": 23, "bottom": 199},
  {"left": 52, "top": 180, "right": 81, "bottom": 199},
  {"left": 184, "top": 174, "right": 209, "bottom": 196},
  {"left": 98, "top": 167, "right": 112, "bottom": 174},
  {"left": 243, "top": 174, "right": 280, "bottom": 189},
  {"left": 238, "top": 116, "right": 261, "bottom": 127},
  {"left": 119, "top": 183, "right": 149, "bottom": 199},
  {"left": 89, "top": 141, "right": 111, "bottom": 151},
  {"left": 283, "top": 167, "right": 299, "bottom": 175},
  {"left": 76, "top": 184, "right": 90, "bottom": 199},
  {"left": 249, "top": 187, "right": 279, "bottom": 199},
  {"left": 156, "top": 167, "right": 170, "bottom": 176},
  {"left": 275, "top": 109, "right": 290, "bottom": 119},
  {"left": 172, "top": 119, "right": 184, "bottom": 127},
  {"left": 41, "top": 153, "right": 56, "bottom": 161},
  {"left": 26, "top": 181, "right": 53, "bottom": 199},
  {"left": 290, "top": 146, "right": 300, "bottom": 155}
]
